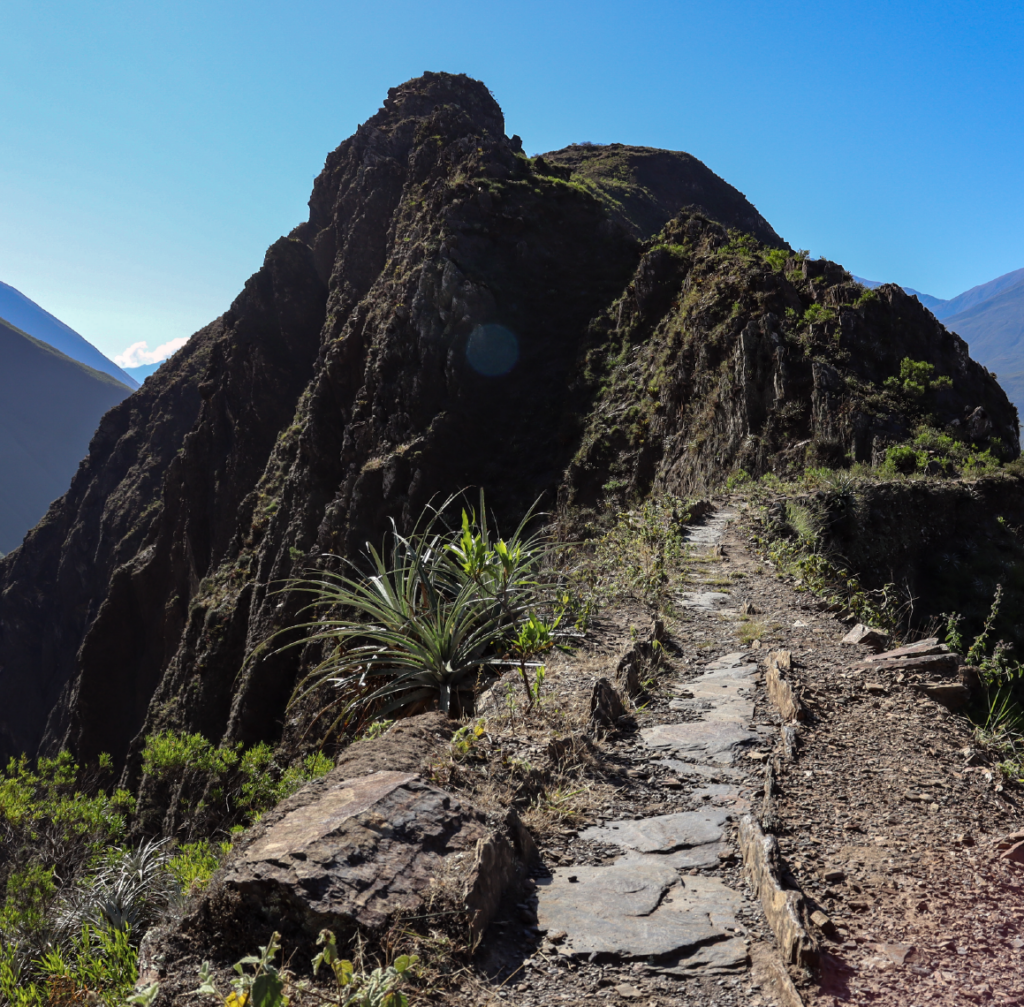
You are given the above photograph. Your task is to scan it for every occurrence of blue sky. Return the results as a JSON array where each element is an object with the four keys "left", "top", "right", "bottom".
[{"left": 1, "top": 0, "right": 1022, "bottom": 363}]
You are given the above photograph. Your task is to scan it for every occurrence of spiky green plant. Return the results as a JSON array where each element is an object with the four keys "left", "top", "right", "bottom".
[{"left": 281, "top": 493, "right": 554, "bottom": 726}]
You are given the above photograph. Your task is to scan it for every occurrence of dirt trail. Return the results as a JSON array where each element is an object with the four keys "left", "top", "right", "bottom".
[{"left": 468, "top": 504, "right": 1024, "bottom": 1006}]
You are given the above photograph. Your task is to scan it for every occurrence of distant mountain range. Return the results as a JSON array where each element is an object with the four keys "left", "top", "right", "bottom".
[
  {"left": 854, "top": 270, "right": 1024, "bottom": 416},
  {"left": 0, "top": 281, "right": 139, "bottom": 389},
  {"left": 0, "top": 316, "right": 132, "bottom": 553}
]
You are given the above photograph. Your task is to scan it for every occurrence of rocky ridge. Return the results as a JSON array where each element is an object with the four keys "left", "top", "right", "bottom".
[{"left": 0, "top": 71, "right": 1016, "bottom": 808}]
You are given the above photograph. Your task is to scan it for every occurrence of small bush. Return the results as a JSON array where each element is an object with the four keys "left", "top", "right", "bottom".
[
  {"left": 883, "top": 357, "right": 953, "bottom": 399},
  {"left": 802, "top": 304, "right": 836, "bottom": 326}
]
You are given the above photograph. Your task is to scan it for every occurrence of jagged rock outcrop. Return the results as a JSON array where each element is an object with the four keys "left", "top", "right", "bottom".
[
  {"left": 0, "top": 71, "right": 1017, "bottom": 784},
  {"left": 561, "top": 213, "right": 1019, "bottom": 511}
]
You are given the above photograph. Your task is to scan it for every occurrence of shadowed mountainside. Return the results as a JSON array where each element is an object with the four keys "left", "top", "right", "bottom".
[
  {"left": 0, "top": 317, "right": 132, "bottom": 553},
  {"left": 0, "top": 72, "right": 1015, "bottom": 786}
]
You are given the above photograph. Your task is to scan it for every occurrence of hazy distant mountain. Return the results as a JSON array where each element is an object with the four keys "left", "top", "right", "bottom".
[
  {"left": 939, "top": 275, "right": 1024, "bottom": 419},
  {"left": 0, "top": 316, "right": 131, "bottom": 553},
  {"left": 0, "top": 281, "right": 139, "bottom": 389},
  {"left": 921, "top": 268, "right": 1024, "bottom": 321}
]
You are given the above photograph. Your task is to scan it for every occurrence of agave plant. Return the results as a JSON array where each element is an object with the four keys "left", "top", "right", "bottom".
[
  {"left": 281, "top": 492, "right": 555, "bottom": 726},
  {"left": 53, "top": 838, "right": 175, "bottom": 946}
]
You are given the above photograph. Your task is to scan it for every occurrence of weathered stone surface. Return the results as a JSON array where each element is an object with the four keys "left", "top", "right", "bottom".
[
  {"left": 615, "top": 843, "right": 730, "bottom": 870},
  {"left": 223, "top": 771, "right": 525, "bottom": 938},
  {"left": 766, "top": 654, "right": 802, "bottom": 724},
  {"left": 582, "top": 809, "right": 730, "bottom": 853},
  {"left": 589, "top": 677, "right": 627, "bottom": 730},
  {"left": 642, "top": 722, "right": 758, "bottom": 764},
  {"left": 862, "top": 637, "right": 941, "bottom": 662},
  {"left": 705, "top": 652, "right": 759, "bottom": 672},
  {"left": 841, "top": 624, "right": 889, "bottom": 651},
  {"left": 657, "top": 934, "right": 749, "bottom": 975},
  {"left": 854, "top": 653, "right": 960, "bottom": 675},
  {"left": 653, "top": 758, "right": 749, "bottom": 781},
  {"left": 921, "top": 681, "right": 970, "bottom": 708},
  {"left": 536, "top": 863, "right": 741, "bottom": 959},
  {"left": 688, "top": 783, "right": 751, "bottom": 810},
  {"left": 738, "top": 815, "right": 818, "bottom": 967},
  {"left": 680, "top": 591, "right": 731, "bottom": 610}
]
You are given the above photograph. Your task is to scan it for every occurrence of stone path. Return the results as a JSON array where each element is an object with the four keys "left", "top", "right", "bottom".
[{"left": 534, "top": 509, "right": 767, "bottom": 986}]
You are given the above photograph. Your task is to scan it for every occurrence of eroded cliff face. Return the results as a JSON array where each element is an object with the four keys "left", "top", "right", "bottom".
[{"left": 0, "top": 71, "right": 1016, "bottom": 783}]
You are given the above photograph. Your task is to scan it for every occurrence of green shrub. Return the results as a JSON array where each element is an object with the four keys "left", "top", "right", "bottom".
[
  {"left": 141, "top": 732, "right": 333, "bottom": 830},
  {"left": 168, "top": 840, "right": 228, "bottom": 894},
  {"left": 802, "top": 303, "right": 836, "bottom": 326},
  {"left": 883, "top": 357, "right": 953, "bottom": 399}
]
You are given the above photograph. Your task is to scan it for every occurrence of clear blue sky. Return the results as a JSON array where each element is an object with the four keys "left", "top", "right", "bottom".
[{"left": 2, "top": 0, "right": 1022, "bottom": 363}]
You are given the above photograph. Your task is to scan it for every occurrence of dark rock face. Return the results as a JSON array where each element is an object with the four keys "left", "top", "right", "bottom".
[{"left": 0, "top": 71, "right": 1017, "bottom": 779}]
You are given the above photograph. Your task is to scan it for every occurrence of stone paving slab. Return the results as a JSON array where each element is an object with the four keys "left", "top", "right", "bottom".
[
  {"left": 642, "top": 721, "right": 759, "bottom": 764},
  {"left": 657, "top": 934, "right": 750, "bottom": 975},
  {"left": 679, "top": 591, "right": 731, "bottom": 610},
  {"left": 536, "top": 863, "right": 740, "bottom": 959},
  {"left": 581, "top": 809, "right": 730, "bottom": 853},
  {"left": 653, "top": 759, "right": 751, "bottom": 783},
  {"left": 614, "top": 843, "right": 731, "bottom": 870}
]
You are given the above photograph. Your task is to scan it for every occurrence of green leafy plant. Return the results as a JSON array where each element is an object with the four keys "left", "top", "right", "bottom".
[
  {"left": 505, "top": 612, "right": 560, "bottom": 709},
  {"left": 140, "top": 732, "right": 332, "bottom": 831},
  {"left": 802, "top": 303, "right": 835, "bottom": 326},
  {"left": 196, "top": 931, "right": 287, "bottom": 1007},
  {"left": 168, "top": 839, "right": 231, "bottom": 895},
  {"left": 312, "top": 929, "right": 418, "bottom": 1007}
]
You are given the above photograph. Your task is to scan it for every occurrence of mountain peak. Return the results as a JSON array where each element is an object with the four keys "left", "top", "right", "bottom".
[{"left": 370, "top": 71, "right": 504, "bottom": 137}]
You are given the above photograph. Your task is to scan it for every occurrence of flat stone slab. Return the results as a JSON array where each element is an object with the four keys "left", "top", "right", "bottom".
[
  {"left": 689, "top": 784, "right": 750, "bottom": 810},
  {"left": 615, "top": 843, "right": 730, "bottom": 870},
  {"left": 536, "top": 864, "right": 740, "bottom": 959},
  {"left": 655, "top": 759, "right": 749, "bottom": 782},
  {"left": 581, "top": 810, "right": 730, "bottom": 853},
  {"left": 668, "top": 697, "right": 752, "bottom": 724},
  {"left": 679, "top": 591, "right": 731, "bottom": 610},
  {"left": 642, "top": 722, "right": 759, "bottom": 765},
  {"left": 704, "top": 652, "right": 756, "bottom": 670},
  {"left": 657, "top": 934, "right": 749, "bottom": 975}
]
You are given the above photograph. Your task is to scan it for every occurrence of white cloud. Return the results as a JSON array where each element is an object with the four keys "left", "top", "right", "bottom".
[{"left": 113, "top": 337, "right": 189, "bottom": 368}]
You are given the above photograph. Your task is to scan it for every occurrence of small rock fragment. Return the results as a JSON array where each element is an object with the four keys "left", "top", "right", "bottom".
[
  {"left": 810, "top": 909, "right": 836, "bottom": 934},
  {"left": 841, "top": 623, "right": 889, "bottom": 651}
]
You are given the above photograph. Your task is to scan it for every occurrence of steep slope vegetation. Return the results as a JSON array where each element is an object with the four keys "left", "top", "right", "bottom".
[
  {"left": 0, "top": 72, "right": 1015, "bottom": 788},
  {"left": 0, "top": 317, "right": 131, "bottom": 553},
  {"left": 0, "top": 280, "right": 139, "bottom": 388},
  {"left": 563, "top": 217, "right": 1018, "bottom": 512}
]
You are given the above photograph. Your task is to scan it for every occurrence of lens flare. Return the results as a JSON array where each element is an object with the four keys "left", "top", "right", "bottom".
[{"left": 466, "top": 324, "right": 519, "bottom": 376}]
